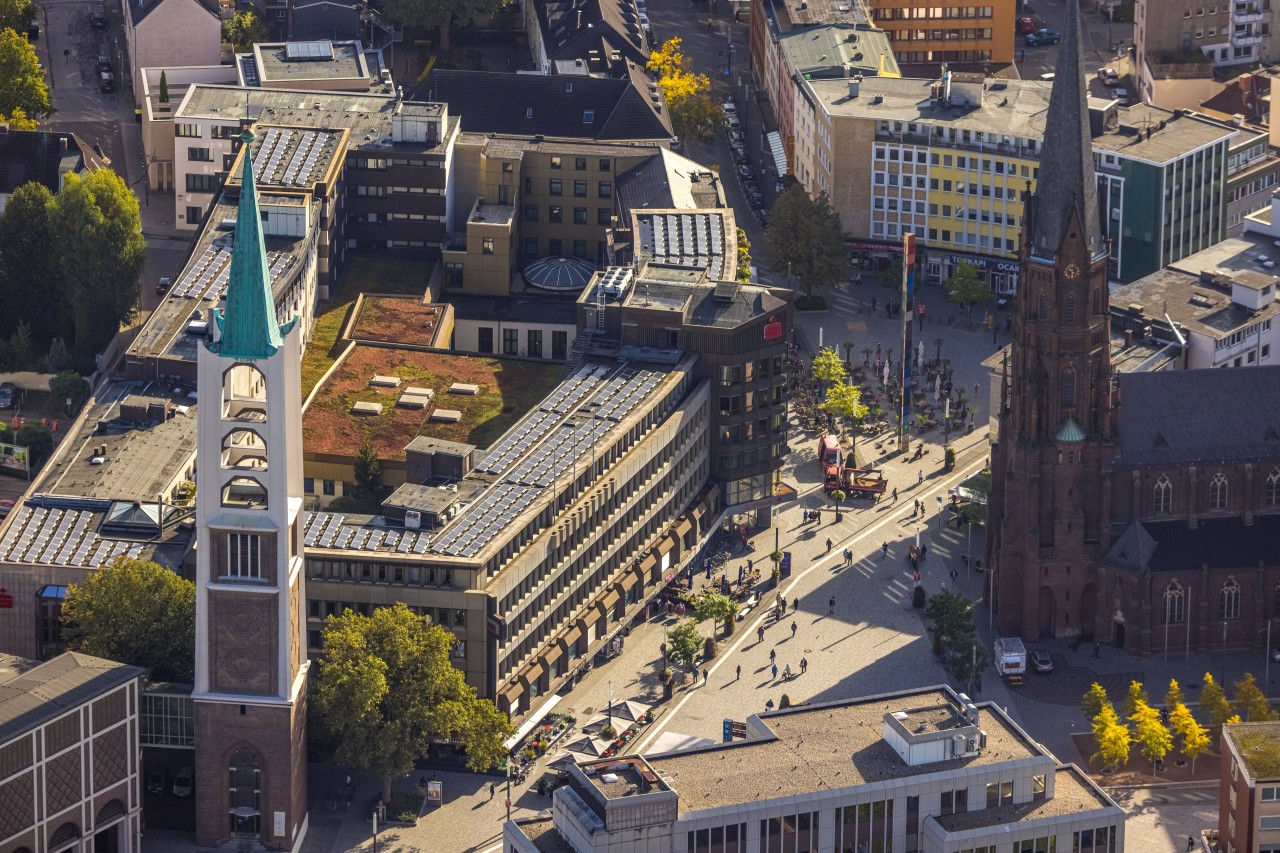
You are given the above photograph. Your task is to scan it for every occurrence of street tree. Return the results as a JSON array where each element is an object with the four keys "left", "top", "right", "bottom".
[
  {"left": 925, "top": 587, "right": 975, "bottom": 659},
  {"left": 946, "top": 628, "right": 990, "bottom": 688},
  {"left": 0, "top": 0, "right": 36, "bottom": 33},
  {"left": 14, "top": 420, "right": 51, "bottom": 462},
  {"left": 878, "top": 256, "right": 904, "bottom": 291},
  {"left": 694, "top": 591, "right": 736, "bottom": 638},
  {"left": 1164, "top": 678, "right": 1185, "bottom": 713},
  {"left": 220, "top": 7, "right": 268, "bottom": 52},
  {"left": 1082, "top": 681, "right": 1110, "bottom": 721},
  {"left": 52, "top": 170, "right": 146, "bottom": 365},
  {"left": 667, "top": 618, "right": 703, "bottom": 676},
  {"left": 811, "top": 346, "right": 847, "bottom": 389},
  {"left": 313, "top": 602, "right": 512, "bottom": 802},
  {"left": 945, "top": 261, "right": 992, "bottom": 327},
  {"left": 382, "top": 0, "right": 504, "bottom": 52},
  {"left": 0, "top": 105, "right": 37, "bottom": 129},
  {"left": 61, "top": 557, "right": 196, "bottom": 682},
  {"left": 1122, "top": 679, "right": 1149, "bottom": 719},
  {"left": 821, "top": 382, "right": 865, "bottom": 425},
  {"left": 1201, "top": 672, "right": 1235, "bottom": 741},
  {"left": 1235, "top": 672, "right": 1277, "bottom": 721},
  {"left": 0, "top": 27, "right": 50, "bottom": 119},
  {"left": 1168, "top": 702, "right": 1210, "bottom": 772},
  {"left": 1130, "top": 698, "right": 1173, "bottom": 772},
  {"left": 1091, "top": 701, "right": 1130, "bottom": 771},
  {"left": 828, "top": 488, "right": 846, "bottom": 521},
  {"left": 647, "top": 38, "right": 719, "bottom": 142},
  {"left": 0, "top": 181, "right": 63, "bottom": 342},
  {"left": 50, "top": 370, "right": 91, "bottom": 411},
  {"left": 765, "top": 185, "right": 847, "bottom": 297}
]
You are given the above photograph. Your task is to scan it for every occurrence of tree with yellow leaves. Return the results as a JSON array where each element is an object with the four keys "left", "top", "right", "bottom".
[
  {"left": 1091, "top": 700, "right": 1130, "bottom": 772},
  {"left": 1168, "top": 702, "right": 1211, "bottom": 772},
  {"left": 647, "top": 37, "right": 722, "bottom": 142},
  {"left": 1201, "top": 672, "right": 1235, "bottom": 741},
  {"left": 1130, "top": 698, "right": 1173, "bottom": 772}
]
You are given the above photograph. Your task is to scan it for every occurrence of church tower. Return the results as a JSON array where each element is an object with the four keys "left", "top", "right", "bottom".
[
  {"left": 193, "top": 130, "right": 310, "bottom": 850},
  {"left": 988, "top": 0, "right": 1117, "bottom": 641}
]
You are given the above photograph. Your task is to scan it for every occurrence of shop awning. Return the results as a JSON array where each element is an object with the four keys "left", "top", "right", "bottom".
[
  {"left": 503, "top": 692, "right": 563, "bottom": 750},
  {"left": 766, "top": 131, "right": 788, "bottom": 176},
  {"left": 558, "top": 625, "right": 583, "bottom": 655}
]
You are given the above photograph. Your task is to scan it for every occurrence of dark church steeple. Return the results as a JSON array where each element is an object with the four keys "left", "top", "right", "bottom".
[{"left": 1026, "top": 0, "right": 1104, "bottom": 262}]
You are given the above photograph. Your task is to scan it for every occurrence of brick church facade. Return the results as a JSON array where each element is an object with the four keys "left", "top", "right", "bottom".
[{"left": 987, "top": 0, "right": 1280, "bottom": 658}]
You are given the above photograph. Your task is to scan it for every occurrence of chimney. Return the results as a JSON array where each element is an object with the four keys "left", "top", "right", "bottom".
[
  {"left": 60, "top": 135, "right": 69, "bottom": 152},
  {"left": 1123, "top": 327, "right": 1133, "bottom": 348},
  {"left": 848, "top": 74, "right": 861, "bottom": 99}
]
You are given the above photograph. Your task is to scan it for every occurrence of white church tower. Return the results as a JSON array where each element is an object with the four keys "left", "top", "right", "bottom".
[{"left": 192, "top": 129, "right": 309, "bottom": 851}]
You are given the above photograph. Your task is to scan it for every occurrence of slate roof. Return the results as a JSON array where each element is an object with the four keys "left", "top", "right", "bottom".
[
  {"left": 1102, "top": 520, "right": 1157, "bottom": 571},
  {"left": 1117, "top": 366, "right": 1280, "bottom": 465},
  {"left": 1026, "top": 0, "right": 1103, "bottom": 260},
  {"left": 0, "top": 130, "right": 105, "bottom": 196},
  {"left": 1119, "top": 515, "right": 1280, "bottom": 573},
  {"left": 126, "top": 0, "right": 220, "bottom": 27},
  {"left": 616, "top": 149, "right": 724, "bottom": 212},
  {"left": 426, "top": 69, "right": 671, "bottom": 141},
  {"left": 0, "top": 652, "right": 144, "bottom": 744},
  {"left": 534, "top": 0, "right": 648, "bottom": 69}
]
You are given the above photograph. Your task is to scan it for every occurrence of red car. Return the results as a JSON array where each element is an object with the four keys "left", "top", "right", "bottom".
[{"left": 1017, "top": 16, "right": 1036, "bottom": 34}]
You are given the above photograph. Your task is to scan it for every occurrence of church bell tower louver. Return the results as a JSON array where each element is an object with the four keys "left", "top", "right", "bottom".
[{"left": 193, "top": 130, "right": 310, "bottom": 851}]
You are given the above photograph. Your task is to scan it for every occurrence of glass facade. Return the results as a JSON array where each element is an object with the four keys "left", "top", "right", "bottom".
[{"left": 140, "top": 692, "right": 195, "bottom": 748}]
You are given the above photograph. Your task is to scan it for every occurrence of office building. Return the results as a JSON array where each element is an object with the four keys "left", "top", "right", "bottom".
[
  {"left": 505, "top": 685, "right": 1125, "bottom": 853},
  {"left": 0, "top": 652, "right": 145, "bottom": 853}
]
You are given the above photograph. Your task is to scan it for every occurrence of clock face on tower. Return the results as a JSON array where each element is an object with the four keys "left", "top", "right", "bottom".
[{"left": 1063, "top": 263, "right": 1081, "bottom": 280}]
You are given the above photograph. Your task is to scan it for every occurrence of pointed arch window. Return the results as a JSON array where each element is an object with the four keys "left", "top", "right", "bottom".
[
  {"left": 1163, "top": 581, "right": 1185, "bottom": 625},
  {"left": 1062, "top": 370, "right": 1076, "bottom": 407},
  {"left": 1064, "top": 294, "right": 1077, "bottom": 324},
  {"left": 1154, "top": 475, "right": 1172, "bottom": 514},
  {"left": 229, "top": 748, "right": 261, "bottom": 836},
  {"left": 1209, "top": 472, "right": 1229, "bottom": 511},
  {"left": 1266, "top": 469, "right": 1280, "bottom": 508},
  {"left": 1219, "top": 578, "right": 1241, "bottom": 621}
]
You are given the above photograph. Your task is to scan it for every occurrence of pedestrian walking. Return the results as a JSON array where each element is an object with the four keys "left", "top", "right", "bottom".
[
  {"left": 1186, "top": 836, "right": 1196, "bottom": 852},
  {"left": 490, "top": 782, "right": 497, "bottom": 799},
  {"left": 892, "top": 487, "right": 898, "bottom": 502},
  {"left": 920, "top": 544, "right": 928, "bottom": 561},
  {"left": 757, "top": 625, "right": 765, "bottom": 643},
  {"left": 843, "top": 549, "right": 851, "bottom": 565},
  {"left": 1092, "top": 642, "right": 1101, "bottom": 659},
  {"left": 800, "top": 657, "right": 808, "bottom": 673},
  {"left": 828, "top": 596, "right": 836, "bottom": 614},
  {"left": 736, "top": 664, "right": 742, "bottom": 680},
  {"left": 950, "top": 568, "right": 958, "bottom": 584},
  {"left": 765, "top": 698, "right": 775, "bottom": 712},
  {"left": 702, "top": 668, "right": 709, "bottom": 685},
  {"left": 825, "top": 537, "right": 832, "bottom": 553},
  {"left": 871, "top": 297, "right": 877, "bottom": 311},
  {"left": 881, "top": 541, "right": 889, "bottom": 557},
  {"left": 783, "top": 663, "right": 792, "bottom": 679},
  {"left": 917, "top": 470, "right": 924, "bottom": 486},
  {"left": 771, "top": 663, "right": 778, "bottom": 679},
  {"left": 770, "top": 648, "right": 776, "bottom": 664},
  {"left": 790, "top": 620, "right": 798, "bottom": 638}
]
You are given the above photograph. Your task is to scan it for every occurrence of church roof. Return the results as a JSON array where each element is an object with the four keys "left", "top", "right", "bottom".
[
  {"left": 1117, "top": 366, "right": 1280, "bottom": 465},
  {"left": 1026, "top": 0, "right": 1103, "bottom": 260},
  {"left": 1102, "top": 520, "right": 1157, "bottom": 571},
  {"left": 210, "top": 131, "right": 291, "bottom": 361},
  {"left": 1127, "top": 515, "right": 1280, "bottom": 573},
  {"left": 1054, "top": 417, "right": 1086, "bottom": 443}
]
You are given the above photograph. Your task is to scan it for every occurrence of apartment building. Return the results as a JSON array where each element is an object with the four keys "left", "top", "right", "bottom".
[
  {"left": 0, "top": 653, "right": 145, "bottom": 853},
  {"left": 1221, "top": 721, "right": 1280, "bottom": 853},
  {"left": 1135, "top": 0, "right": 1276, "bottom": 108},
  {"left": 506, "top": 685, "right": 1125, "bottom": 853},
  {"left": 1225, "top": 124, "right": 1280, "bottom": 235},
  {"left": 869, "top": 0, "right": 1016, "bottom": 66},
  {"left": 1094, "top": 102, "right": 1233, "bottom": 281},
  {"left": 796, "top": 72, "right": 1049, "bottom": 294}
]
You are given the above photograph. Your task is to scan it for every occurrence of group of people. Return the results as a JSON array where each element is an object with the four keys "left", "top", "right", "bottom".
[{"left": 768, "top": 647, "right": 810, "bottom": 681}]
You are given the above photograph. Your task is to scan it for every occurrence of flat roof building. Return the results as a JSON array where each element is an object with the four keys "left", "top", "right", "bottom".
[
  {"left": 1221, "top": 721, "right": 1280, "bottom": 853},
  {"left": 506, "top": 685, "right": 1124, "bottom": 853},
  {"left": 237, "top": 40, "right": 384, "bottom": 91},
  {"left": 0, "top": 652, "right": 145, "bottom": 853}
]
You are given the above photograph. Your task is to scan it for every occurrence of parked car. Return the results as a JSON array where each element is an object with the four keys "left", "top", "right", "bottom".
[
  {"left": 724, "top": 114, "right": 741, "bottom": 130},
  {"left": 723, "top": 99, "right": 737, "bottom": 116},
  {"left": 0, "top": 383, "right": 15, "bottom": 409},
  {"left": 26, "top": 20, "right": 38, "bottom": 38},
  {"left": 1098, "top": 67, "right": 1120, "bottom": 86},
  {"left": 732, "top": 145, "right": 749, "bottom": 162},
  {"left": 747, "top": 192, "right": 765, "bottom": 208},
  {"left": 1017, "top": 16, "right": 1036, "bottom": 34},
  {"left": 145, "top": 770, "right": 167, "bottom": 796},
  {"left": 728, "top": 129, "right": 744, "bottom": 144},
  {"left": 156, "top": 276, "right": 172, "bottom": 294},
  {"left": 97, "top": 54, "right": 111, "bottom": 72},
  {"left": 99, "top": 71, "right": 115, "bottom": 93},
  {"left": 736, "top": 163, "right": 752, "bottom": 179},
  {"left": 173, "top": 767, "right": 193, "bottom": 797},
  {"left": 1031, "top": 649, "right": 1054, "bottom": 673},
  {"left": 90, "top": 4, "right": 106, "bottom": 27},
  {"left": 1025, "top": 28, "right": 1061, "bottom": 45}
]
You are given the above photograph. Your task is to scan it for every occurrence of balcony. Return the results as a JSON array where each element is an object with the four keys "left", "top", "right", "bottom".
[
  {"left": 1232, "top": 27, "right": 1263, "bottom": 46},
  {"left": 1234, "top": 2, "right": 1264, "bottom": 22}
]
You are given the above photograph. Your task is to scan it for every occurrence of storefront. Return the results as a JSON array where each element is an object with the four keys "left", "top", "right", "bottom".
[{"left": 927, "top": 249, "right": 1022, "bottom": 296}]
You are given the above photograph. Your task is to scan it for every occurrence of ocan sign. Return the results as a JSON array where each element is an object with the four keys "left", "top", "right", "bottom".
[{"left": 763, "top": 316, "right": 784, "bottom": 342}]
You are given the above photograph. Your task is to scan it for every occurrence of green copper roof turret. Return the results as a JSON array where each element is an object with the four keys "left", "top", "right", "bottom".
[{"left": 210, "top": 130, "right": 288, "bottom": 361}]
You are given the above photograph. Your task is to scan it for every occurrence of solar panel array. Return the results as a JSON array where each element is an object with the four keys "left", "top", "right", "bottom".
[
  {"left": 171, "top": 243, "right": 294, "bottom": 303},
  {"left": 0, "top": 506, "right": 145, "bottom": 567},
  {"left": 302, "top": 511, "right": 433, "bottom": 555},
  {"left": 429, "top": 483, "right": 541, "bottom": 557},
  {"left": 252, "top": 129, "right": 333, "bottom": 188},
  {"left": 647, "top": 213, "right": 726, "bottom": 279}
]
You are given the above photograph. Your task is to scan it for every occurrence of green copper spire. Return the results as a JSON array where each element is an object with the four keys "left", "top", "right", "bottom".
[{"left": 211, "top": 130, "right": 289, "bottom": 361}]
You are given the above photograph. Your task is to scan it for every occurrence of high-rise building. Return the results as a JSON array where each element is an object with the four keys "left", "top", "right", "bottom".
[{"left": 192, "top": 130, "right": 310, "bottom": 850}]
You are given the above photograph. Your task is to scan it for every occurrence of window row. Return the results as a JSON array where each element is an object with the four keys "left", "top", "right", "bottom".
[
  {"left": 1152, "top": 470, "right": 1280, "bottom": 514},
  {"left": 524, "top": 205, "right": 612, "bottom": 225}
]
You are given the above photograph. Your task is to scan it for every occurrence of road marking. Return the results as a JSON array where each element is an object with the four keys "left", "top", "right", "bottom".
[{"left": 634, "top": 458, "right": 986, "bottom": 753}]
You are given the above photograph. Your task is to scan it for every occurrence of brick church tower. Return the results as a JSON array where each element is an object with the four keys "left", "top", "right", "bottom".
[
  {"left": 987, "top": 0, "right": 1118, "bottom": 641},
  {"left": 193, "top": 130, "right": 310, "bottom": 850}
]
